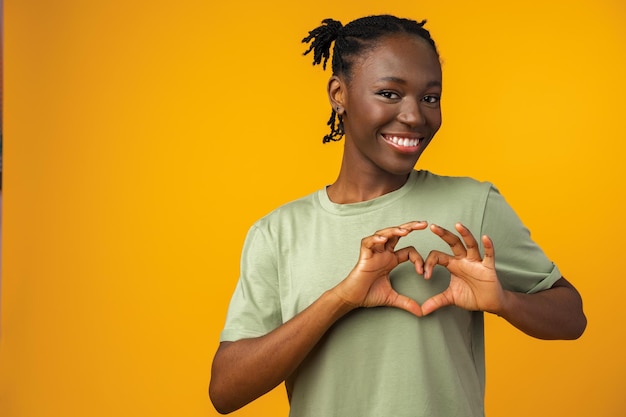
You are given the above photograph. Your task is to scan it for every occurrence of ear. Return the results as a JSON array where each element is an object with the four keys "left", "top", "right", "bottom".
[{"left": 327, "top": 75, "right": 346, "bottom": 114}]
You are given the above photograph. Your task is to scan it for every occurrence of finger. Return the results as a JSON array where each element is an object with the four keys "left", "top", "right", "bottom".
[
  {"left": 388, "top": 221, "right": 428, "bottom": 251},
  {"left": 361, "top": 234, "right": 389, "bottom": 255},
  {"left": 385, "top": 234, "right": 402, "bottom": 252},
  {"left": 372, "top": 222, "right": 425, "bottom": 251},
  {"left": 386, "top": 291, "right": 424, "bottom": 317},
  {"left": 455, "top": 223, "right": 481, "bottom": 261},
  {"left": 395, "top": 246, "right": 425, "bottom": 275},
  {"left": 375, "top": 221, "right": 428, "bottom": 238},
  {"left": 398, "top": 220, "right": 429, "bottom": 231},
  {"left": 421, "top": 289, "right": 454, "bottom": 316},
  {"left": 422, "top": 250, "right": 452, "bottom": 279},
  {"left": 481, "top": 234, "right": 496, "bottom": 268},
  {"left": 361, "top": 227, "right": 408, "bottom": 255},
  {"left": 430, "top": 224, "right": 467, "bottom": 257}
]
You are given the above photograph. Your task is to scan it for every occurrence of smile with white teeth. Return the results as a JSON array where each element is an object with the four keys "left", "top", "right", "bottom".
[{"left": 385, "top": 135, "right": 421, "bottom": 147}]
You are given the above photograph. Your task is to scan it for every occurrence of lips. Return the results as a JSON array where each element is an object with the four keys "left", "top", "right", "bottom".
[{"left": 382, "top": 134, "right": 422, "bottom": 148}]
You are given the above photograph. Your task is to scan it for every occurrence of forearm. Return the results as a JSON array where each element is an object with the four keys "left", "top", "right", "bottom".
[
  {"left": 496, "top": 278, "right": 586, "bottom": 340},
  {"left": 209, "top": 289, "right": 354, "bottom": 414}
]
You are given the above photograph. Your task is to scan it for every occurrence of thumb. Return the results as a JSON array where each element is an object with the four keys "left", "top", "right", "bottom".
[
  {"left": 387, "top": 291, "right": 424, "bottom": 317},
  {"left": 420, "top": 290, "right": 453, "bottom": 316}
]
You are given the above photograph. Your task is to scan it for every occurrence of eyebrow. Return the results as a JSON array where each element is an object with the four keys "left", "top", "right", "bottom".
[{"left": 377, "top": 76, "right": 442, "bottom": 88}]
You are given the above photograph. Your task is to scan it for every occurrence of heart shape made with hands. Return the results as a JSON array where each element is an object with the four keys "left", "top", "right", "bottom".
[{"left": 343, "top": 220, "right": 504, "bottom": 317}]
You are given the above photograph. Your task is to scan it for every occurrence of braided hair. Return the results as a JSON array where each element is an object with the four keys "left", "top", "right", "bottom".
[{"left": 302, "top": 15, "right": 439, "bottom": 143}]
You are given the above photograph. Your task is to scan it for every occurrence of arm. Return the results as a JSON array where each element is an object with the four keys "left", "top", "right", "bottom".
[
  {"left": 210, "top": 290, "right": 353, "bottom": 414},
  {"left": 497, "top": 276, "right": 586, "bottom": 340},
  {"left": 420, "top": 223, "right": 586, "bottom": 340},
  {"left": 210, "top": 221, "right": 428, "bottom": 414}
]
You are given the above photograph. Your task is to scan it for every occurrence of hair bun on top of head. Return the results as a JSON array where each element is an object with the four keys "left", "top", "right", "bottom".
[{"left": 302, "top": 18, "right": 343, "bottom": 70}]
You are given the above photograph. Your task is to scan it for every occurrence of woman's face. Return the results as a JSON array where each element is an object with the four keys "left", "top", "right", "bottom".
[{"left": 337, "top": 34, "right": 442, "bottom": 177}]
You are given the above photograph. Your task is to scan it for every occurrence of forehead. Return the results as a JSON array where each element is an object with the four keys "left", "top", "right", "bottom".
[{"left": 352, "top": 34, "right": 441, "bottom": 84}]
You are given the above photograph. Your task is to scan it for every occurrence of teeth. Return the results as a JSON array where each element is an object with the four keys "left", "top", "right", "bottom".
[{"left": 388, "top": 136, "right": 420, "bottom": 147}]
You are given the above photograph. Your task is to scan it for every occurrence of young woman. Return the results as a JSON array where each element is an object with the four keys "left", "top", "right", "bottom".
[{"left": 209, "top": 15, "right": 586, "bottom": 417}]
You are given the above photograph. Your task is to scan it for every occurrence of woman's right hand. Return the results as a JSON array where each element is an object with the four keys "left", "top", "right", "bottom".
[{"left": 331, "top": 221, "right": 428, "bottom": 316}]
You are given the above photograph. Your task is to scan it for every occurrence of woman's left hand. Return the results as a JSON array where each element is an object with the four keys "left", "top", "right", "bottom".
[{"left": 421, "top": 223, "right": 506, "bottom": 316}]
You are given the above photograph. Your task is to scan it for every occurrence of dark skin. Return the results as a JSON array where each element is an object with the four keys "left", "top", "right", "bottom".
[
  {"left": 326, "top": 34, "right": 442, "bottom": 202},
  {"left": 209, "top": 34, "right": 586, "bottom": 414}
]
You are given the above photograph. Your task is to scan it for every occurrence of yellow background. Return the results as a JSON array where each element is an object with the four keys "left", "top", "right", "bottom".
[{"left": 2, "top": 0, "right": 626, "bottom": 416}]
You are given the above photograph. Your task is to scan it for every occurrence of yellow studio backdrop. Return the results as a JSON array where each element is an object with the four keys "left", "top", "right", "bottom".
[{"left": 2, "top": 0, "right": 625, "bottom": 416}]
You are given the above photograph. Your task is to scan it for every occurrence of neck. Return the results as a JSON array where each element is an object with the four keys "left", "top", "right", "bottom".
[{"left": 326, "top": 166, "right": 411, "bottom": 204}]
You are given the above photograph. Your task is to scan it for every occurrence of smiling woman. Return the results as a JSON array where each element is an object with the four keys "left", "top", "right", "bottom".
[
  {"left": 9, "top": 1, "right": 626, "bottom": 417},
  {"left": 209, "top": 14, "right": 585, "bottom": 417},
  {"left": 327, "top": 34, "right": 442, "bottom": 196}
]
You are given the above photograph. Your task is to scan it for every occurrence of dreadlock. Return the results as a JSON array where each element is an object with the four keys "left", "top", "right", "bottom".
[{"left": 302, "top": 15, "right": 439, "bottom": 143}]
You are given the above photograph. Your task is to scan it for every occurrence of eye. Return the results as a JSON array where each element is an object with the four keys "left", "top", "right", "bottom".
[
  {"left": 422, "top": 95, "right": 441, "bottom": 104},
  {"left": 377, "top": 90, "right": 400, "bottom": 100}
]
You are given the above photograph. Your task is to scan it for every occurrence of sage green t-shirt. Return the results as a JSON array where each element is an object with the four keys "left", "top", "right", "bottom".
[{"left": 220, "top": 170, "right": 561, "bottom": 417}]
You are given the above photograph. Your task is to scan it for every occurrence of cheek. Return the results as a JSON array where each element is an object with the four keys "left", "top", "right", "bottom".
[
  {"left": 426, "top": 109, "right": 442, "bottom": 130},
  {"left": 350, "top": 93, "right": 390, "bottom": 117},
  {"left": 348, "top": 102, "right": 388, "bottom": 130},
  {"left": 359, "top": 103, "right": 395, "bottom": 128}
]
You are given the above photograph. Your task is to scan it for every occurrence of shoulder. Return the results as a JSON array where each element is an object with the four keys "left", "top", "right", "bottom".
[
  {"left": 414, "top": 170, "right": 495, "bottom": 198},
  {"left": 251, "top": 190, "right": 321, "bottom": 232}
]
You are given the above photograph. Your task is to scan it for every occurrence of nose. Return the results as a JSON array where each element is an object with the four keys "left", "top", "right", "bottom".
[{"left": 397, "top": 98, "right": 425, "bottom": 127}]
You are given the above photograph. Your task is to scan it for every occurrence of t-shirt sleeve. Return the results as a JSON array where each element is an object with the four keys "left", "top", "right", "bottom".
[
  {"left": 481, "top": 186, "right": 562, "bottom": 294},
  {"left": 220, "top": 224, "right": 283, "bottom": 342}
]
